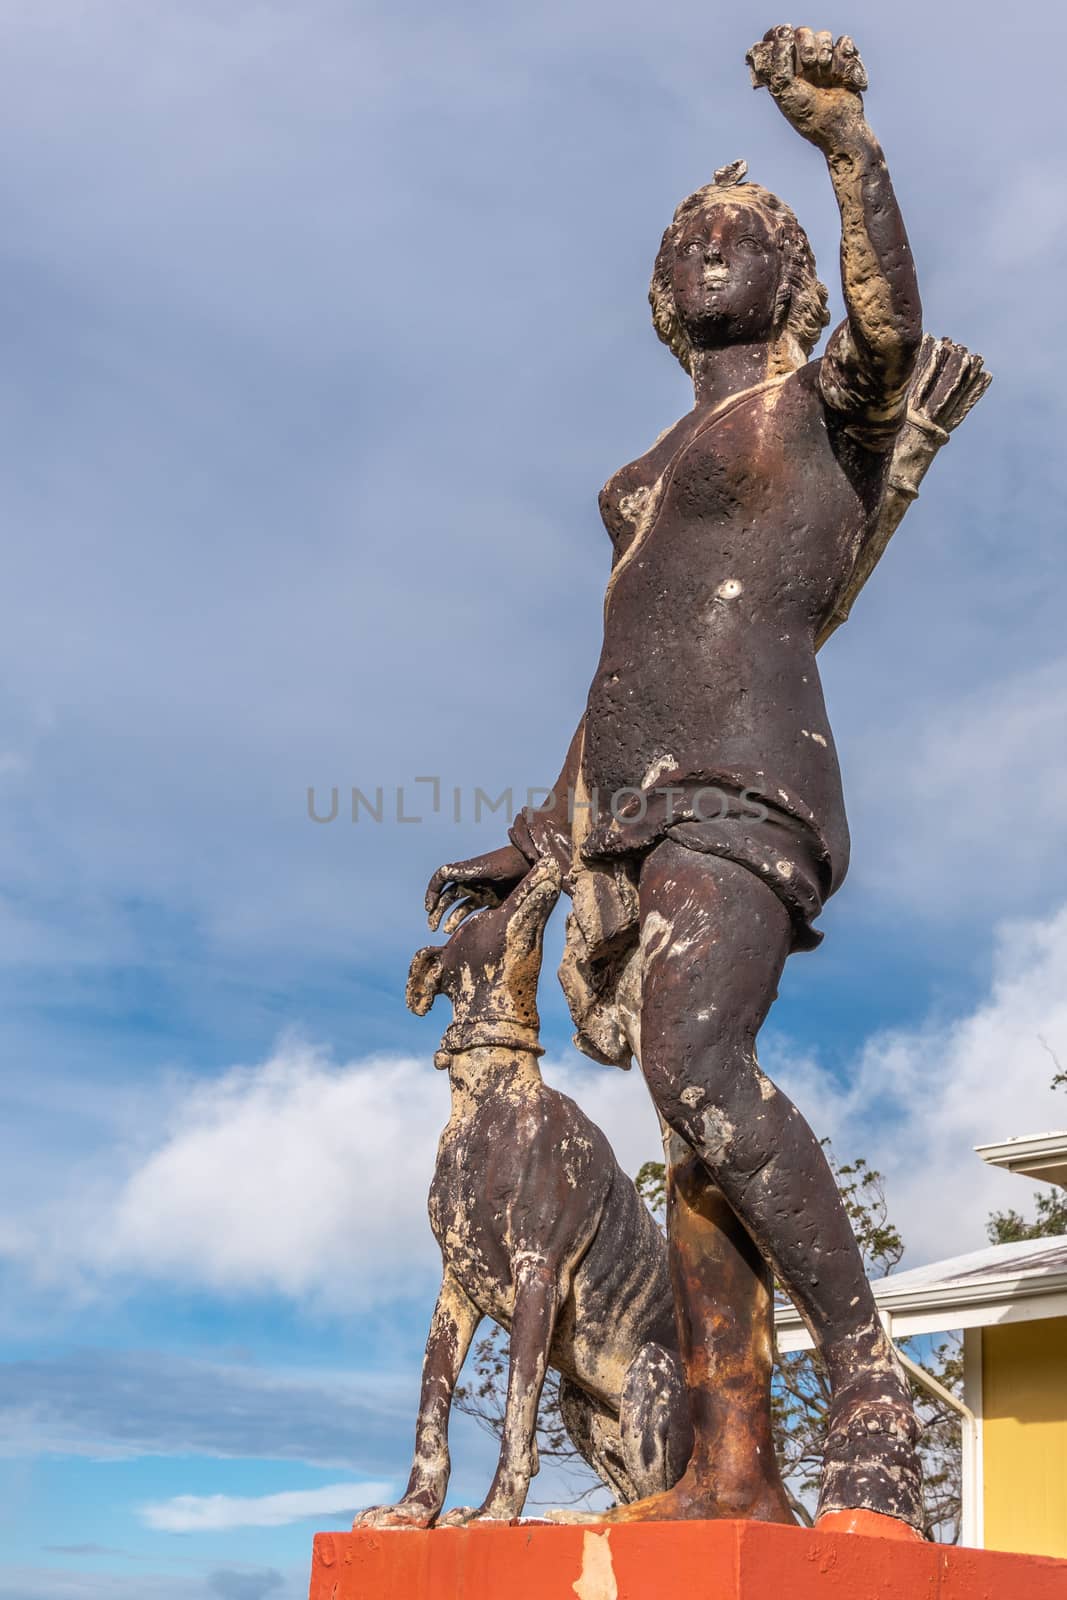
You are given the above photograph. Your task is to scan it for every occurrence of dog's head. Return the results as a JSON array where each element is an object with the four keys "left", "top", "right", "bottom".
[{"left": 407, "top": 858, "right": 561, "bottom": 1060}]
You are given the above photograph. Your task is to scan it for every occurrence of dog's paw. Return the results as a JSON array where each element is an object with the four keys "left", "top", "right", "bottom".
[
  {"left": 438, "top": 1504, "right": 519, "bottom": 1527},
  {"left": 352, "top": 1501, "right": 437, "bottom": 1531},
  {"left": 436, "top": 1505, "right": 478, "bottom": 1528}
]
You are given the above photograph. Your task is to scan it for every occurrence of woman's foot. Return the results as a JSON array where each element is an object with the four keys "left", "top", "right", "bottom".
[
  {"left": 817, "top": 1325, "right": 924, "bottom": 1533},
  {"left": 548, "top": 1458, "right": 797, "bottom": 1525}
]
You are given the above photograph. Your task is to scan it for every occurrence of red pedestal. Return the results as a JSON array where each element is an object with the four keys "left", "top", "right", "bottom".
[{"left": 308, "top": 1520, "right": 1067, "bottom": 1599}]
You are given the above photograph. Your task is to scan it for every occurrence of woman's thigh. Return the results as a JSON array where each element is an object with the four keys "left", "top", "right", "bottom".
[{"left": 637, "top": 840, "right": 792, "bottom": 1120}]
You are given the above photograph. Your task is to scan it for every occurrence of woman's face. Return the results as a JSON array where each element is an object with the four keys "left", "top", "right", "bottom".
[{"left": 670, "top": 202, "right": 782, "bottom": 351}]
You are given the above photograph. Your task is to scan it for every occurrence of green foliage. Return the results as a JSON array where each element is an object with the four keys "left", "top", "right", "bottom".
[
  {"left": 983, "top": 1040, "right": 1067, "bottom": 1239},
  {"left": 915, "top": 1338, "right": 965, "bottom": 1542},
  {"left": 986, "top": 1189, "right": 1067, "bottom": 1244},
  {"left": 832, "top": 1154, "right": 904, "bottom": 1276},
  {"left": 634, "top": 1159, "right": 667, "bottom": 1218}
]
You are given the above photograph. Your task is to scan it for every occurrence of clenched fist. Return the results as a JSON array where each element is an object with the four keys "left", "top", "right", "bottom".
[{"left": 747, "top": 26, "right": 870, "bottom": 153}]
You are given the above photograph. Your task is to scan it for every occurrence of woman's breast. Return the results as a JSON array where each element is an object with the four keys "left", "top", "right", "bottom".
[{"left": 583, "top": 397, "right": 865, "bottom": 843}]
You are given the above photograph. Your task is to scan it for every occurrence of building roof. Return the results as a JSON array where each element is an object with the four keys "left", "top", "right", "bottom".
[
  {"left": 975, "top": 1130, "right": 1067, "bottom": 1189},
  {"left": 775, "top": 1235, "right": 1067, "bottom": 1351}
]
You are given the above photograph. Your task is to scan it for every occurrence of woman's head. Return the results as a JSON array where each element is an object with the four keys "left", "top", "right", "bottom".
[{"left": 649, "top": 161, "right": 830, "bottom": 377}]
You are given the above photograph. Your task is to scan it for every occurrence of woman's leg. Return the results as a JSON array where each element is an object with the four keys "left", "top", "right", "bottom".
[{"left": 637, "top": 840, "right": 922, "bottom": 1530}]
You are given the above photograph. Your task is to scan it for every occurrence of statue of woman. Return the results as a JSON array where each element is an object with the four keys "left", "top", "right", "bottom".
[{"left": 426, "top": 27, "right": 942, "bottom": 1535}]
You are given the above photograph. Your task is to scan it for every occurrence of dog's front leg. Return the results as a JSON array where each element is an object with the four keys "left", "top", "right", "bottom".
[
  {"left": 441, "top": 1253, "right": 561, "bottom": 1525},
  {"left": 353, "top": 1271, "right": 481, "bottom": 1530}
]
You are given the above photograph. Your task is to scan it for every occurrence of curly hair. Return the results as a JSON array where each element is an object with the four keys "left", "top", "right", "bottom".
[{"left": 649, "top": 163, "right": 830, "bottom": 378}]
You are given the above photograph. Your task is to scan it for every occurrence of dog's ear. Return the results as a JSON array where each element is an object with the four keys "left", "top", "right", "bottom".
[{"left": 406, "top": 946, "right": 444, "bottom": 1015}]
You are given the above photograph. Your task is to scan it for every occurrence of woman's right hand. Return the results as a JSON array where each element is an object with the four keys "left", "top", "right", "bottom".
[{"left": 424, "top": 843, "right": 531, "bottom": 934}]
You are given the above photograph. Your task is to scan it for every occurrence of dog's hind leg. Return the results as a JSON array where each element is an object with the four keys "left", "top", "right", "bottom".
[
  {"left": 354, "top": 1271, "right": 481, "bottom": 1530},
  {"left": 619, "top": 1342, "right": 693, "bottom": 1498},
  {"left": 558, "top": 1376, "right": 639, "bottom": 1505}
]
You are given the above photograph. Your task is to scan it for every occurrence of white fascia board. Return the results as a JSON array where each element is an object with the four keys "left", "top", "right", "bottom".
[
  {"left": 975, "top": 1131, "right": 1067, "bottom": 1187},
  {"left": 775, "top": 1275, "right": 1067, "bottom": 1350}
]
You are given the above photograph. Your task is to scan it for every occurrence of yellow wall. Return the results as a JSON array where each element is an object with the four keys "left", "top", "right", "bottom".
[{"left": 982, "top": 1315, "right": 1067, "bottom": 1557}]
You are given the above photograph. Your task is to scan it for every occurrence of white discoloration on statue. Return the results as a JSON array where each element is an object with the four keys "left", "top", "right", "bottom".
[
  {"left": 354, "top": 861, "right": 691, "bottom": 1530},
  {"left": 641, "top": 754, "right": 678, "bottom": 790}
]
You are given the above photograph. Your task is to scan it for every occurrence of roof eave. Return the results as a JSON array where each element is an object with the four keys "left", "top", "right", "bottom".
[{"left": 775, "top": 1268, "right": 1067, "bottom": 1351}]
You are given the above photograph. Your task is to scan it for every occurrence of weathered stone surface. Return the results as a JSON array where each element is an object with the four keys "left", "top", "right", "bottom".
[
  {"left": 402, "top": 24, "right": 991, "bottom": 1535},
  {"left": 353, "top": 862, "right": 694, "bottom": 1528}
]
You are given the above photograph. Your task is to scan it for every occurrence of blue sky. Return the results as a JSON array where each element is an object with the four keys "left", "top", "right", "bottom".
[{"left": 2, "top": 1, "right": 1067, "bottom": 1594}]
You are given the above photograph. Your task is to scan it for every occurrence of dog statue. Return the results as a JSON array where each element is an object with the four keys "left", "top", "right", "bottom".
[{"left": 353, "top": 858, "right": 691, "bottom": 1527}]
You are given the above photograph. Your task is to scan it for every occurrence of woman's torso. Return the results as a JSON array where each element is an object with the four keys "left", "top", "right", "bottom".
[{"left": 582, "top": 362, "right": 884, "bottom": 886}]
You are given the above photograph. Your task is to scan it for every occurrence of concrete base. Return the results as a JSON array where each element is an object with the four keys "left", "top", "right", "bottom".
[{"left": 308, "top": 1520, "right": 1067, "bottom": 1598}]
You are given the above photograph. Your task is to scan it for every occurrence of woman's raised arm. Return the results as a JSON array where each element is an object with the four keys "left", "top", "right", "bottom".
[{"left": 748, "top": 26, "right": 922, "bottom": 446}]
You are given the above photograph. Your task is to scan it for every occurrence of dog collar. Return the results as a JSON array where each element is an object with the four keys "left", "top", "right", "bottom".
[{"left": 439, "top": 1020, "right": 545, "bottom": 1057}]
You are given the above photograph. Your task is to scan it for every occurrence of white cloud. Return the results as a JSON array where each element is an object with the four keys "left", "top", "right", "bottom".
[
  {"left": 846, "top": 655, "right": 1067, "bottom": 919},
  {"left": 769, "top": 903, "right": 1067, "bottom": 1266},
  {"left": 140, "top": 1481, "right": 391, "bottom": 1533},
  {"left": 3, "top": 894, "right": 1065, "bottom": 1308},
  {"left": 95, "top": 1043, "right": 445, "bottom": 1306},
  {"left": 97, "top": 1036, "right": 660, "bottom": 1307},
  {"left": 0, "top": 1348, "right": 411, "bottom": 1467},
  {"left": 0, "top": 1031, "right": 661, "bottom": 1311}
]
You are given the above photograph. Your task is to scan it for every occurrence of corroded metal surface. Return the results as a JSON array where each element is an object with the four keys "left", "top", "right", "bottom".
[
  {"left": 354, "top": 861, "right": 693, "bottom": 1527},
  {"left": 408, "top": 24, "right": 990, "bottom": 1537}
]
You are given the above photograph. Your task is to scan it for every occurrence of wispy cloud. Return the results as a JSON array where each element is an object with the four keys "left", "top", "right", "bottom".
[
  {"left": 34, "top": 1547, "right": 296, "bottom": 1600},
  {"left": 845, "top": 655, "right": 1067, "bottom": 920},
  {"left": 41, "top": 1545, "right": 129, "bottom": 1558},
  {"left": 208, "top": 1572, "right": 287, "bottom": 1600},
  {"left": 0, "top": 1568, "right": 302, "bottom": 1600},
  {"left": 769, "top": 903, "right": 1067, "bottom": 1264},
  {"left": 140, "top": 1481, "right": 390, "bottom": 1532},
  {"left": 0, "top": 1348, "right": 410, "bottom": 1468}
]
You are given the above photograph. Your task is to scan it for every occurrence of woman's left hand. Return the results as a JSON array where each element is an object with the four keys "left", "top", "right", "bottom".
[{"left": 424, "top": 843, "right": 530, "bottom": 934}]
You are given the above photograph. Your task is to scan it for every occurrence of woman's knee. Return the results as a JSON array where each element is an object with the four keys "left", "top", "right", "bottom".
[{"left": 641, "top": 1026, "right": 755, "bottom": 1151}]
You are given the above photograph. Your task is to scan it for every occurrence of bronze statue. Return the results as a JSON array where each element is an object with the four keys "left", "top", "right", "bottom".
[
  {"left": 354, "top": 860, "right": 693, "bottom": 1529},
  {"left": 415, "top": 25, "right": 989, "bottom": 1535}
]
